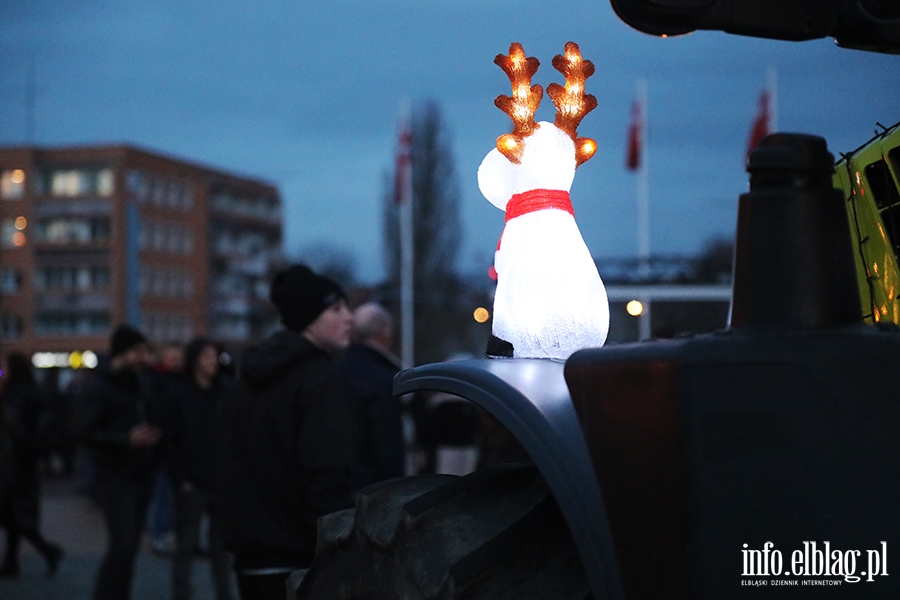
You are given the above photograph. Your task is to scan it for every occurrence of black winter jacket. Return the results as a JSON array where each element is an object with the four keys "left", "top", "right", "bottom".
[
  {"left": 163, "top": 375, "right": 230, "bottom": 493},
  {"left": 338, "top": 343, "right": 404, "bottom": 490},
  {"left": 218, "top": 331, "right": 355, "bottom": 570},
  {"left": 73, "top": 365, "right": 158, "bottom": 482}
]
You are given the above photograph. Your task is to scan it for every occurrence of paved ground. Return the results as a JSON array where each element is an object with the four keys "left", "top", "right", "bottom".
[{"left": 0, "top": 477, "right": 235, "bottom": 600}]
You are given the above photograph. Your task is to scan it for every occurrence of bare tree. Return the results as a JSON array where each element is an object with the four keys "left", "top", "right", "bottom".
[
  {"left": 692, "top": 237, "right": 734, "bottom": 284},
  {"left": 382, "top": 100, "right": 469, "bottom": 364},
  {"left": 383, "top": 100, "right": 461, "bottom": 284}
]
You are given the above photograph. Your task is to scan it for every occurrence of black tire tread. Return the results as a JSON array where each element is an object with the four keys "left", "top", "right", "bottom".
[{"left": 294, "top": 465, "right": 591, "bottom": 600}]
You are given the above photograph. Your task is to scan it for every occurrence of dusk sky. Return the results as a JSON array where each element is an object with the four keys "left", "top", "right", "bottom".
[{"left": 2, "top": 1, "right": 898, "bottom": 283}]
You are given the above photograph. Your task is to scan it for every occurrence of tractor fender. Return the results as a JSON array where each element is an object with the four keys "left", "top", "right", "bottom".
[{"left": 394, "top": 358, "right": 625, "bottom": 600}]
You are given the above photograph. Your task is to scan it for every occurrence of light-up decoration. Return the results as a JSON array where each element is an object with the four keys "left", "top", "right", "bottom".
[
  {"left": 14, "top": 216, "right": 26, "bottom": 230},
  {"left": 478, "top": 42, "right": 609, "bottom": 360}
]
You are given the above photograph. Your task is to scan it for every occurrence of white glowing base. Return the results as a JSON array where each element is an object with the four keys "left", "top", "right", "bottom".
[{"left": 493, "top": 209, "right": 608, "bottom": 359}]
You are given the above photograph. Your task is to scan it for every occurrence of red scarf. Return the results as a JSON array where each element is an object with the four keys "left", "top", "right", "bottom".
[
  {"left": 497, "top": 188, "right": 574, "bottom": 250},
  {"left": 505, "top": 188, "right": 573, "bottom": 222}
]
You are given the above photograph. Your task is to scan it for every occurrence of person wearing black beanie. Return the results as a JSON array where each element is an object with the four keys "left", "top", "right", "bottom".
[
  {"left": 218, "top": 265, "right": 355, "bottom": 600},
  {"left": 269, "top": 264, "right": 348, "bottom": 335},
  {"left": 74, "top": 324, "right": 161, "bottom": 600},
  {"left": 109, "top": 324, "right": 148, "bottom": 359}
]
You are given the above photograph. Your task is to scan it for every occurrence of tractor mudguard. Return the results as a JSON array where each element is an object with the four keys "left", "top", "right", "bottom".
[{"left": 394, "top": 358, "right": 626, "bottom": 600}]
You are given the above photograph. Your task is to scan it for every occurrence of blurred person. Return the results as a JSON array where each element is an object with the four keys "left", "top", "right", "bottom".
[
  {"left": 337, "top": 302, "right": 404, "bottom": 491},
  {"left": 74, "top": 325, "right": 162, "bottom": 600},
  {"left": 0, "top": 353, "right": 64, "bottom": 578},
  {"left": 38, "top": 366, "right": 75, "bottom": 477},
  {"left": 166, "top": 338, "right": 235, "bottom": 600},
  {"left": 218, "top": 264, "right": 355, "bottom": 600},
  {"left": 215, "top": 345, "right": 237, "bottom": 382},
  {"left": 413, "top": 354, "right": 481, "bottom": 476},
  {"left": 145, "top": 342, "right": 184, "bottom": 557},
  {"left": 425, "top": 391, "right": 481, "bottom": 475},
  {"left": 65, "top": 368, "right": 98, "bottom": 497}
]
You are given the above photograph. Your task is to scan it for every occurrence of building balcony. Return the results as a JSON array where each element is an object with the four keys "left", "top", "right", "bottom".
[{"left": 35, "top": 292, "right": 111, "bottom": 312}]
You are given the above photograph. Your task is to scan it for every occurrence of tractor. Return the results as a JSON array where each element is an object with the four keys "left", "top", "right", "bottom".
[{"left": 292, "top": 2, "right": 900, "bottom": 598}]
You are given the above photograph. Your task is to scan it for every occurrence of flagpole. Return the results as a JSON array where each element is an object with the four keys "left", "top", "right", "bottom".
[
  {"left": 636, "top": 78, "right": 650, "bottom": 278},
  {"left": 398, "top": 100, "right": 415, "bottom": 369},
  {"left": 636, "top": 79, "right": 651, "bottom": 340},
  {"left": 767, "top": 66, "right": 778, "bottom": 132}
]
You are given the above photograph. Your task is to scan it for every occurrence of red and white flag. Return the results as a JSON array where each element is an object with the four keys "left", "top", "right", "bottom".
[
  {"left": 746, "top": 90, "right": 770, "bottom": 159},
  {"left": 626, "top": 99, "right": 643, "bottom": 171}
]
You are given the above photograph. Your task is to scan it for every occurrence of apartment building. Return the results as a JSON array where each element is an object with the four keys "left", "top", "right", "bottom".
[{"left": 0, "top": 144, "right": 282, "bottom": 369}]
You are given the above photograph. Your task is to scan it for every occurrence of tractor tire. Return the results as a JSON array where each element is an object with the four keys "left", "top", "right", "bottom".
[{"left": 291, "top": 464, "right": 591, "bottom": 600}]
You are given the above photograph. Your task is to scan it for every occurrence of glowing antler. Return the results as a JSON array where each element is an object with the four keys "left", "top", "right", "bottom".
[
  {"left": 548, "top": 42, "right": 598, "bottom": 166},
  {"left": 494, "top": 42, "right": 543, "bottom": 164}
]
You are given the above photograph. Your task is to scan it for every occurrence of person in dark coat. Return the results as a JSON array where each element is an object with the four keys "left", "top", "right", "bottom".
[
  {"left": 218, "top": 264, "right": 356, "bottom": 600},
  {"left": 0, "top": 353, "right": 64, "bottom": 578},
  {"left": 338, "top": 302, "right": 405, "bottom": 490},
  {"left": 74, "top": 325, "right": 162, "bottom": 600},
  {"left": 166, "top": 337, "right": 234, "bottom": 600},
  {"left": 145, "top": 342, "right": 184, "bottom": 557}
]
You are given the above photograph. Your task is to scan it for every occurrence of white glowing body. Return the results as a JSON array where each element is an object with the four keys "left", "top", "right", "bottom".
[{"left": 478, "top": 122, "right": 609, "bottom": 360}]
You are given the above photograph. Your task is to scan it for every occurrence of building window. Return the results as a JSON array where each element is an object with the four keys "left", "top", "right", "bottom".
[
  {"left": 140, "top": 220, "right": 192, "bottom": 255},
  {"left": 1, "top": 169, "right": 26, "bottom": 200},
  {"left": 212, "top": 191, "right": 279, "bottom": 222},
  {"left": 126, "top": 170, "right": 148, "bottom": 202},
  {"left": 1, "top": 313, "right": 23, "bottom": 340},
  {"left": 151, "top": 179, "right": 167, "bottom": 206},
  {"left": 35, "top": 266, "right": 110, "bottom": 292},
  {"left": 96, "top": 169, "right": 115, "bottom": 197},
  {"left": 141, "top": 312, "right": 193, "bottom": 343},
  {"left": 51, "top": 170, "right": 87, "bottom": 196},
  {"left": 0, "top": 269, "right": 22, "bottom": 294},
  {"left": 139, "top": 266, "right": 193, "bottom": 299},
  {"left": 38, "top": 167, "right": 115, "bottom": 198},
  {"left": 34, "top": 218, "right": 110, "bottom": 244},
  {"left": 35, "top": 312, "right": 109, "bottom": 336}
]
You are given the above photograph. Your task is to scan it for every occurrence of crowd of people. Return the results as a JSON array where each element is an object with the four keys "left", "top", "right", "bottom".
[{"left": 0, "top": 262, "right": 523, "bottom": 600}]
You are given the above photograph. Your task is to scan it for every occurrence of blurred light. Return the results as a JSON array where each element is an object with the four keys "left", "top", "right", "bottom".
[
  {"left": 12, "top": 231, "right": 25, "bottom": 247},
  {"left": 473, "top": 307, "right": 490, "bottom": 323},
  {"left": 14, "top": 216, "right": 26, "bottom": 230},
  {"left": 82, "top": 351, "right": 98, "bottom": 369},
  {"left": 626, "top": 300, "right": 644, "bottom": 317},
  {"left": 33, "top": 352, "right": 65, "bottom": 368},
  {"left": 32, "top": 350, "right": 98, "bottom": 369},
  {"left": 10, "top": 169, "right": 25, "bottom": 184},
  {"left": 488, "top": 265, "right": 498, "bottom": 281}
]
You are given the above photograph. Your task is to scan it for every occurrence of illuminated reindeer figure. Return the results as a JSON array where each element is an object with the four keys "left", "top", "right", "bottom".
[{"left": 478, "top": 42, "right": 609, "bottom": 360}]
